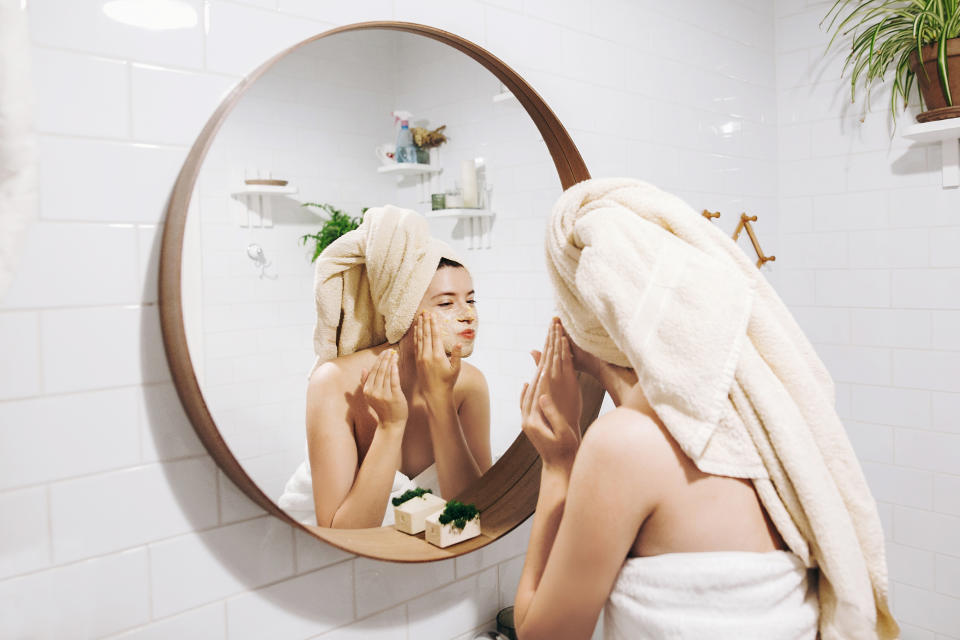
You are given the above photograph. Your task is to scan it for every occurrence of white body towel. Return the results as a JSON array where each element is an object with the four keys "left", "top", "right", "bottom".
[
  {"left": 278, "top": 456, "right": 441, "bottom": 527},
  {"left": 604, "top": 551, "right": 819, "bottom": 640}
]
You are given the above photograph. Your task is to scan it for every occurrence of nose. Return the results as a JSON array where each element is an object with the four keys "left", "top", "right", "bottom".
[{"left": 457, "top": 302, "right": 476, "bottom": 323}]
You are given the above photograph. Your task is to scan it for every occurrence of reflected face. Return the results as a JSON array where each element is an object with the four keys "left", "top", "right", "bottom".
[{"left": 416, "top": 266, "right": 477, "bottom": 356}]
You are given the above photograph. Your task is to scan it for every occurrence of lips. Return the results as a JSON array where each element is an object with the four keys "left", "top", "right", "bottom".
[{"left": 458, "top": 330, "right": 476, "bottom": 340}]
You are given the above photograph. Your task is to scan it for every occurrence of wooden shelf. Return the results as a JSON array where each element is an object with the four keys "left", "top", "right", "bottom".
[
  {"left": 902, "top": 119, "right": 960, "bottom": 188},
  {"left": 376, "top": 163, "right": 442, "bottom": 176}
]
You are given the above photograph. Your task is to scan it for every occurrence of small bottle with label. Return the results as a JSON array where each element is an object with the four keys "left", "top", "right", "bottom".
[{"left": 395, "top": 120, "right": 417, "bottom": 163}]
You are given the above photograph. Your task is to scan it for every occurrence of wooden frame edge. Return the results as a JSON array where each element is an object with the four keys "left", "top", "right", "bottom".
[{"left": 158, "top": 21, "right": 593, "bottom": 562}]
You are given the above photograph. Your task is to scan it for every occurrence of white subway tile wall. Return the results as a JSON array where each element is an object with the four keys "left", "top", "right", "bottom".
[
  {"left": 775, "top": 1, "right": 960, "bottom": 637},
  {"left": 5, "top": 0, "right": 950, "bottom": 637}
]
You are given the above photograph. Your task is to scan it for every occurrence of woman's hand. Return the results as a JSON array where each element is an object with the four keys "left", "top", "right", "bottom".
[
  {"left": 360, "top": 350, "right": 407, "bottom": 430},
  {"left": 414, "top": 311, "right": 461, "bottom": 402},
  {"left": 521, "top": 319, "right": 582, "bottom": 474}
]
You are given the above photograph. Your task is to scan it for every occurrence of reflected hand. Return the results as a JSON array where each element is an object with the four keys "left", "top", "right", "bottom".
[
  {"left": 414, "top": 311, "right": 461, "bottom": 402},
  {"left": 521, "top": 319, "right": 581, "bottom": 473},
  {"left": 361, "top": 350, "right": 407, "bottom": 431}
]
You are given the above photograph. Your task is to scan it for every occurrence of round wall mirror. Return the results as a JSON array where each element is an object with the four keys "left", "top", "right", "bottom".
[{"left": 159, "top": 21, "right": 592, "bottom": 561}]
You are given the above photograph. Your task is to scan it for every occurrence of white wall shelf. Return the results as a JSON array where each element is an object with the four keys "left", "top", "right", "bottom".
[
  {"left": 425, "top": 208, "right": 494, "bottom": 219},
  {"left": 231, "top": 184, "right": 298, "bottom": 196},
  {"left": 230, "top": 183, "right": 299, "bottom": 227},
  {"left": 376, "top": 163, "right": 442, "bottom": 176},
  {"left": 902, "top": 119, "right": 960, "bottom": 188}
]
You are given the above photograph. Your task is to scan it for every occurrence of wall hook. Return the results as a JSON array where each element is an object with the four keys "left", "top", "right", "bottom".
[
  {"left": 246, "top": 243, "right": 278, "bottom": 279},
  {"left": 732, "top": 213, "right": 776, "bottom": 269}
]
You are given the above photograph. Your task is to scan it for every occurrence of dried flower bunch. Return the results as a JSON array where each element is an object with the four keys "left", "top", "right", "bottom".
[{"left": 411, "top": 124, "right": 448, "bottom": 148}]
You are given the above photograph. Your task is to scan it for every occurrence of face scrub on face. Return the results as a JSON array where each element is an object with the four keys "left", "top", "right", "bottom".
[{"left": 417, "top": 265, "right": 477, "bottom": 357}]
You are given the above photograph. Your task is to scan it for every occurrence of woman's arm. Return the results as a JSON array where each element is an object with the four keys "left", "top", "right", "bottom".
[
  {"left": 415, "top": 312, "right": 489, "bottom": 498},
  {"left": 515, "top": 410, "right": 661, "bottom": 640},
  {"left": 307, "top": 351, "right": 407, "bottom": 528},
  {"left": 513, "top": 320, "right": 659, "bottom": 639}
]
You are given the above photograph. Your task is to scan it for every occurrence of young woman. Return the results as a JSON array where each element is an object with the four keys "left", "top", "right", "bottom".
[
  {"left": 513, "top": 319, "right": 816, "bottom": 640},
  {"left": 304, "top": 258, "right": 492, "bottom": 529}
]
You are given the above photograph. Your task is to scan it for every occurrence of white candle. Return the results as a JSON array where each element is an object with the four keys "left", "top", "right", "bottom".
[{"left": 461, "top": 159, "right": 478, "bottom": 208}]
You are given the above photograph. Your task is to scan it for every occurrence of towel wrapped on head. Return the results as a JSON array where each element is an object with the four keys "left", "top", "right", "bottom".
[
  {"left": 545, "top": 178, "right": 897, "bottom": 640},
  {"left": 310, "top": 204, "right": 460, "bottom": 375}
]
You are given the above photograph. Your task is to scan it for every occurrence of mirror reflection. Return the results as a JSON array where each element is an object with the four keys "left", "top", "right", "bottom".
[{"left": 181, "top": 29, "right": 562, "bottom": 529}]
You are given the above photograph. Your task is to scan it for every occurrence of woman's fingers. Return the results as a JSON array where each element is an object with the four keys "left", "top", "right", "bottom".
[
  {"left": 373, "top": 351, "right": 389, "bottom": 391},
  {"left": 414, "top": 313, "right": 422, "bottom": 355},
  {"left": 389, "top": 351, "right": 402, "bottom": 394},
  {"left": 422, "top": 312, "right": 434, "bottom": 359},
  {"left": 535, "top": 321, "right": 556, "bottom": 396},
  {"left": 430, "top": 312, "right": 445, "bottom": 360}
]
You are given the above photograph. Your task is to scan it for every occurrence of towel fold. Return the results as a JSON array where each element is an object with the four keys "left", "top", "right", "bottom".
[
  {"left": 604, "top": 551, "right": 819, "bottom": 640},
  {"left": 546, "top": 178, "right": 896, "bottom": 640},
  {"left": 310, "top": 204, "right": 460, "bottom": 376}
]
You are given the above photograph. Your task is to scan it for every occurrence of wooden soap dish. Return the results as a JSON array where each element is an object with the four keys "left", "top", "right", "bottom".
[{"left": 244, "top": 178, "right": 288, "bottom": 186}]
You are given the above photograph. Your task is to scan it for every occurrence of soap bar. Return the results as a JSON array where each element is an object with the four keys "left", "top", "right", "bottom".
[
  {"left": 393, "top": 493, "right": 446, "bottom": 535},
  {"left": 424, "top": 511, "right": 481, "bottom": 548}
]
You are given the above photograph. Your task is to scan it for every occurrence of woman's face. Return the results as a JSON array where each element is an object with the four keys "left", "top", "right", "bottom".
[{"left": 415, "top": 266, "right": 477, "bottom": 356}]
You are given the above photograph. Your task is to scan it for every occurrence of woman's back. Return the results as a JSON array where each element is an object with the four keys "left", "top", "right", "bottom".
[
  {"left": 599, "top": 386, "right": 817, "bottom": 640},
  {"left": 617, "top": 384, "right": 784, "bottom": 558}
]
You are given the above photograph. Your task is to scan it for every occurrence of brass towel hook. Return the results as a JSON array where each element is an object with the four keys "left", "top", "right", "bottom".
[
  {"left": 701, "top": 209, "right": 776, "bottom": 269},
  {"left": 733, "top": 213, "right": 776, "bottom": 269}
]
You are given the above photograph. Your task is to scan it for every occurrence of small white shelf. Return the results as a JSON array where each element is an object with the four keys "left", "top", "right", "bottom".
[
  {"left": 902, "top": 119, "right": 960, "bottom": 188},
  {"left": 493, "top": 91, "right": 516, "bottom": 103},
  {"left": 376, "top": 163, "right": 442, "bottom": 176},
  {"left": 426, "top": 208, "right": 494, "bottom": 219},
  {"left": 231, "top": 184, "right": 298, "bottom": 196}
]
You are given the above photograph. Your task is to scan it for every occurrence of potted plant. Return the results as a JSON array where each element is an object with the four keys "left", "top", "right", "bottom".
[
  {"left": 824, "top": 0, "right": 960, "bottom": 122},
  {"left": 299, "top": 203, "right": 365, "bottom": 262}
]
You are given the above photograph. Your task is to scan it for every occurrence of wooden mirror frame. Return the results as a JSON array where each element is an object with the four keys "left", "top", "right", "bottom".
[{"left": 159, "top": 21, "right": 596, "bottom": 562}]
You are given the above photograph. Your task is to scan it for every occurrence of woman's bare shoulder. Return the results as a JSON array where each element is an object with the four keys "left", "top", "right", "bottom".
[
  {"left": 577, "top": 405, "right": 680, "bottom": 485},
  {"left": 306, "top": 349, "right": 376, "bottom": 399},
  {"left": 456, "top": 361, "right": 488, "bottom": 391}
]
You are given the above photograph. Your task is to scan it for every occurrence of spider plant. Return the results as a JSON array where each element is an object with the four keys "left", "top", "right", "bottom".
[{"left": 823, "top": 0, "right": 960, "bottom": 120}]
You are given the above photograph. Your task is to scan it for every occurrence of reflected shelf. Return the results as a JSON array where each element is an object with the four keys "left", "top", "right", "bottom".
[
  {"left": 231, "top": 184, "right": 299, "bottom": 196},
  {"left": 425, "top": 208, "right": 494, "bottom": 219},
  {"left": 376, "top": 163, "right": 443, "bottom": 176}
]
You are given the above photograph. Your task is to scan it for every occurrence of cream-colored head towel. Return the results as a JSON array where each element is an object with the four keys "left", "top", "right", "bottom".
[
  {"left": 546, "top": 178, "right": 897, "bottom": 640},
  {"left": 310, "top": 204, "right": 459, "bottom": 375}
]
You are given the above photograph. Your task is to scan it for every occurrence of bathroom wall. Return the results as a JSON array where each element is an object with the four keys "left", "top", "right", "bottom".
[
  {"left": 0, "top": 1, "right": 779, "bottom": 638},
  {"left": 774, "top": 1, "right": 960, "bottom": 638},
  {"left": 186, "top": 32, "right": 400, "bottom": 501}
]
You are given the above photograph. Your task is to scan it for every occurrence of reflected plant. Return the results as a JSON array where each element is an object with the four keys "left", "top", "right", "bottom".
[
  {"left": 299, "top": 203, "right": 366, "bottom": 262},
  {"left": 438, "top": 500, "right": 479, "bottom": 531}
]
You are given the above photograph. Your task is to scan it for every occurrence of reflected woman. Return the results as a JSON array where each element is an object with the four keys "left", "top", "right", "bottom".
[{"left": 279, "top": 206, "right": 491, "bottom": 529}]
